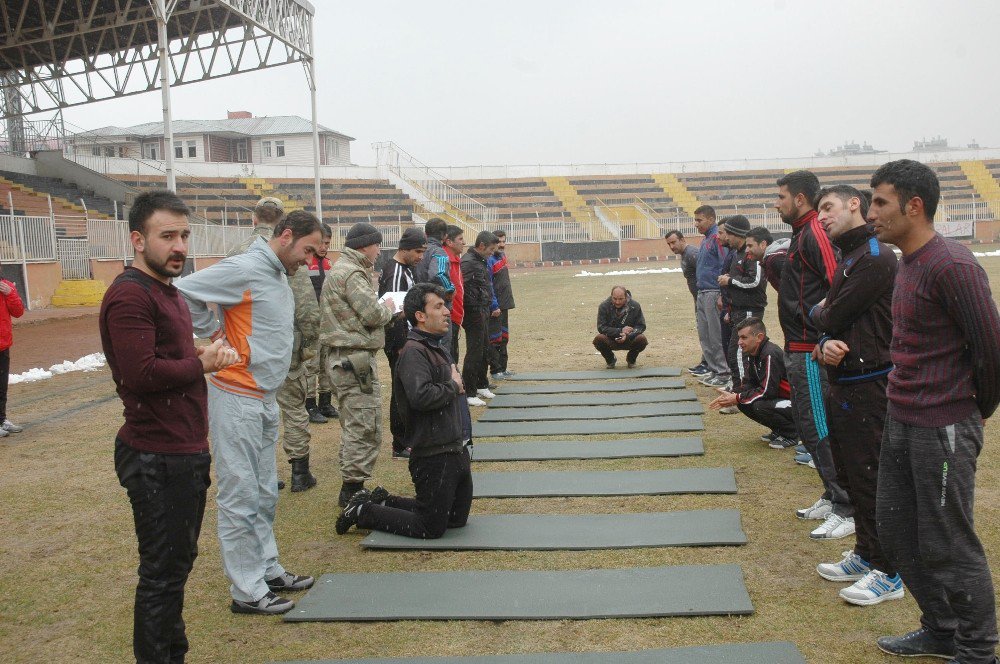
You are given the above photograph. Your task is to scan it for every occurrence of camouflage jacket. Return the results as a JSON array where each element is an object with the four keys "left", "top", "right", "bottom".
[
  {"left": 226, "top": 224, "right": 273, "bottom": 258},
  {"left": 320, "top": 246, "right": 394, "bottom": 351},
  {"left": 288, "top": 267, "right": 320, "bottom": 371}
]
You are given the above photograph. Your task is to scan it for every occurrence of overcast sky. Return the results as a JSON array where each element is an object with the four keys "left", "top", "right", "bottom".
[{"left": 62, "top": 0, "right": 1000, "bottom": 167}]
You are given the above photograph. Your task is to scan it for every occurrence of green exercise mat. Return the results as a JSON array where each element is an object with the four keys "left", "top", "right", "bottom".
[
  {"left": 477, "top": 402, "right": 704, "bottom": 422},
  {"left": 489, "top": 389, "right": 697, "bottom": 408},
  {"left": 473, "top": 415, "right": 703, "bottom": 437},
  {"left": 283, "top": 564, "right": 753, "bottom": 622},
  {"left": 471, "top": 467, "right": 737, "bottom": 498},
  {"left": 360, "top": 510, "right": 747, "bottom": 551},
  {"left": 471, "top": 437, "right": 703, "bottom": 462},
  {"left": 271, "top": 641, "right": 806, "bottom": 663},
  {"left": 506, "top": 367, "right": 681, "bottom": 381},
  {"left": 495, "top": 378, "right": 684, "bottom": 395}
]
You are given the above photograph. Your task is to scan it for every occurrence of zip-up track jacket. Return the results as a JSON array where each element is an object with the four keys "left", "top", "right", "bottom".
[{"left": 778, "top": 210, "right": 839, "bottom": 352}]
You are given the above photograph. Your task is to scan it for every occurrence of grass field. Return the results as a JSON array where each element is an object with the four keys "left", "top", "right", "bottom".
[{"left": 2, "top": 257, "right": 1000, "bottom": 663}]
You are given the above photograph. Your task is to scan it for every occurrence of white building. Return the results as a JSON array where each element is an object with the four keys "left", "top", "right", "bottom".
[{"left": 67, "top": 111, "right": 353, "bottom": 166}]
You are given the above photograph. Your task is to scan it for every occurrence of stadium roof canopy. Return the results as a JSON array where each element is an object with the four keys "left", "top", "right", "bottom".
[{"left": 0, "top": 0, "right": 316, "bottom": 120}]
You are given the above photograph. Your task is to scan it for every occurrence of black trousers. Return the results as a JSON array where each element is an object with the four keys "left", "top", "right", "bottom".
[
  {"left": 720, "top": 311, "right": 734, "bottom": 380},
  {"left": 115, "top": 438, "right": 211, "bottom": 664},
  {"left": 448, "top": 321, "right": 461, "bottom": 366},
  {"left": 488, "top": 309, "right": 510, "bottom": 374},
  {"left": 385, "top": 349, "right": 406, "bottom": 454},
  {"left": 737, "top": 398, "right": 797, "bottom": 439},
  {"left": 877, "top": 414, "right": 998, "bottom": 663},
  {"left": 592, "top": 334, "right": 648, "bottom": 364},
  {"left": 827, "top": 377, "right": 893, "bottom": 574},
  {"left": 462, "top": 310, "right": 489, "bottom": 392},
  {"left": 358, "top": 448, "right": 473, "bottom": 539},
  {"left": 0, "top": 347, "right": 9, "bottom": 421}
]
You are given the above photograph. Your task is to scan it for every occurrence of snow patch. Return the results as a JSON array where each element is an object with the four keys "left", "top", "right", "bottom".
[
  {"left": 575, "top": 267, "right": 682, "bottom": 277},
  {"left": 973, "top": 250, "right": 1000, "bottom": 257},
  {"left": 10, "top": 352, "right": 107, "bottom": 385}
]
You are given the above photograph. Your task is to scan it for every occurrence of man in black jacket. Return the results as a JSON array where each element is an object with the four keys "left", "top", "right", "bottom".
[
  {"left": 462, "top": 231, "right": 500, "bottom": 402},
  {"left": 593, "top": 286, "right": 648, "bottom": 368},
  {"left": 488, "top": 230, "right": 516, "bottom": 379},
  {"left": 810, "top": 185, "right": 901, "bottom": 598},
  {"left": 334, "top": 283, "right": 472, "bottom": 539},
  {"left": 717, "top": 215, "right": 767, "bottom": 389},
  {"left": 708, "top": 317, "right": 796, "bottom": 446}
]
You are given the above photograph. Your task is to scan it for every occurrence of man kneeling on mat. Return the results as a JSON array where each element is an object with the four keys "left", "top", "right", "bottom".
[
  {"left": 708, "top": 317, "right": 797, "bottom": 448},
  {"left": 335, "top": 283, "right": 473, "bottom": 538}
]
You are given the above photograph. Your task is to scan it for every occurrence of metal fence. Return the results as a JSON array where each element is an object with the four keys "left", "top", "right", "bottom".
[
  {"left": 0, "top": 214, "right": 57, "bottom": 262},
  {"left": 58, "top": 238, "right": 91, "bottom": 279}
]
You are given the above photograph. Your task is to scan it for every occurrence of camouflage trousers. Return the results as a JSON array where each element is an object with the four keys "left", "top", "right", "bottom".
[
  {"left": 326, "top": 348, "right": 382, "bottom": 483},
  {"left": 276, "top": 364, "right": 310, "bottom": 461},
  {"left": 305, "top": 346, "right": 333, "bottom": 397}
]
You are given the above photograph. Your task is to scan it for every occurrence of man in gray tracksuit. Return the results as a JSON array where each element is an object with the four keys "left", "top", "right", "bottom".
[{"left": 176, "top": 212, "right": 324, "bottom": 615}]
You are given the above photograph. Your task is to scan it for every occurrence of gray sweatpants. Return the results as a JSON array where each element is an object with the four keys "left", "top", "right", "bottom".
[
  {"left": 695, "top": 290, "right": 729, "bottom": 376},
  {"left": 784, "top": 351, "right": 852, "bottom": 517},
  {"left": 208, "top": 382, "right": 287, "bottom": 603},
  {"left": 877, "top": 413, "right": 997, "bottom": 663}
]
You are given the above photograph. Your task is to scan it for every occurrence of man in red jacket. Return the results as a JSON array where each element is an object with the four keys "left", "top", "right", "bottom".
[{"left": 0, "top": 275, "right": 25, "bottom": 436}]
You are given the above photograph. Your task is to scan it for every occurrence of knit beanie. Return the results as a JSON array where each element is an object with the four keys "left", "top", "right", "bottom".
[
  {"left": 398, "top": 227, "right": 427, "bottom": 250},
  {"left": 345, "top": 222, "right": 383, "bottom": 249},
  {"left": 723, "top": 215, "right": 751, "bottom": 238}
]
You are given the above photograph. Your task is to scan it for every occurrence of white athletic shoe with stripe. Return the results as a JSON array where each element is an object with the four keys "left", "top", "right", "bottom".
[
  {"left": 817, "top": 550, "right": 872, "bottom": 581},
  {"left": 839, "top": 570, "right": 905, "bottom": 606}
]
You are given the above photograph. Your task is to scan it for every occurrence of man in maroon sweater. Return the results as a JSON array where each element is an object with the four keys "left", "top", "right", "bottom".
[
  {"left": 869, "top": 160, "right": 1000, "bottom": 663},
  {"left": 100, "top": 190, "right": 237, "bottom": 664}
]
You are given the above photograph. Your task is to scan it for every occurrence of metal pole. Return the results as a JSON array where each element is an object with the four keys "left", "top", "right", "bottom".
[
  {"left": 155, "top": 0, "right": 176, "bottom": 191},
  {"left": 306, "top": 40, "right": 322, "bottom": 220},
  {"left": 15, "top": 216, "right": 31, "bottom": 309}
]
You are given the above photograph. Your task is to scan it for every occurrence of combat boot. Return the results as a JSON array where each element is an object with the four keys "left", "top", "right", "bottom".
[
  {"left": 318, "top": 392, "right": 339, "bottom": 419},
  {"left": 305, "top": 396, "right": 328, "bottom": 424},
  {"left": 290, "top": 455, "right": 317, "bottom": 493},
  {"left": 338, "top": 481, "right": 365, "bottom": 507}
]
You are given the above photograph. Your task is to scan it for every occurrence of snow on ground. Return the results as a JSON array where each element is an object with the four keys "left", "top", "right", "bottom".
[
  {"left": 974, "top": 250, "right": 1000, "bottom": 257},
  {"left": 576, "top": 267, "right": 682, "bottom": 277},
  {"left": 10, "top": 352, "right": 107, "bottom": 385}
]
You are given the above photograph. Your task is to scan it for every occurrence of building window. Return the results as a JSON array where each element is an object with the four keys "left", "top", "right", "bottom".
[
  {"left": 275, "top": 140, "right": 285, "bottom": 157},
  {"left": 236, "top": 140, "right": 247, "bottom": 162},
  {"left": 262, "top": 140, "right": 272, "bottom": 158},
  {"left": 187, "top": 140, "right": 197, "bottom": 158},
  {"left": 174, "top": 141, "right": 183, "bottom": 158},
  {"left": 144, "top": 143, "right": 159, "bottom": 160},
  {"left": 91, "top": 146, "right": 101, "bottom": 156},
  {"left": 104, "top": 146, "right": 115, "bottom": 157}
]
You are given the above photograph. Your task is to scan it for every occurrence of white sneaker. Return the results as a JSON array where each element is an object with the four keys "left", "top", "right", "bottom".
[
  {"left": 476, "top": 388, "right": 496, "bottom": 399},
  {"left": 796, "top": 497, "right": 832, "bottom": 520},
  {"left": 1, "top": 419, "right": 22, "bottom": 433},
  {"left": 817, "top": 550, "right": 872, "bottom": 581},
  {"left": 466, "top": 396, "right": 487, "bottom": 407},
  {"left": 0, "top": 427, "right": 7, "bottom": 438},
  {"left": 810, "top": 513, "right": 856, "bottom": 540},
  {"left": 839, "top": 570, "right": 904, "bottom": 606}
]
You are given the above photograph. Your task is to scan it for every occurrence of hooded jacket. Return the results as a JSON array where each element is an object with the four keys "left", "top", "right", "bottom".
[
  {"left": 778, "top": 210, "right": 839, "bottom": 352},
  {"left": 810, "top": 225, "right": 896, "bottom": 384},
  {"left": 737, "top": 336, "right": 791, "bottom": 405},
  {"left": 727, "top": 243, "right": 767, "bottom": 313}
]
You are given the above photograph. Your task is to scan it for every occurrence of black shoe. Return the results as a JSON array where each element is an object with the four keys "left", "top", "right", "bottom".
[
  {"left": 335, "top": 489, "right": 372, "bottom": 535},
  {"left": 318, "top": 392, "right": 339, "bottom": 418},
  {"left": 876, "top": 628, "right": 956, "bottom": 659},
  {"left": 392, "top": 447, "right": 411, "bottom": 459},
  {"left": 290, "top": 456, "right": 318, "bottom": 493},
  {"left": 230, "top": 591, "right": 294, "bottom": 615},
  {"left": 768, "top": 435, "right": 798, "bottom": 450},
  {"left": 277, "top": 480, "right": 285, "bottom": 490},
  {"left": 338, "top": 481, "right": 364, "bottom": 508},
  {"left": 369, "top": 485, "right": 390, "bottom": 505},
  {"left": 605, "top": 359, "right": 617, "bottom": 369},
  {"left": 266, "top": 572, "right": 314, "bottom": 592}
]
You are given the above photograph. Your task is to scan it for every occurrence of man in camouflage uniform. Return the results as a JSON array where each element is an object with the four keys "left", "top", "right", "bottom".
[
  {"left": 320, "top": 222, "right": 395, "bottom": 507},
  {"left": 305, "top": 223, "right": 337, "bottom": 423},
  {"left": 227, "top": 196, "right": 284, "bottom": 257}
]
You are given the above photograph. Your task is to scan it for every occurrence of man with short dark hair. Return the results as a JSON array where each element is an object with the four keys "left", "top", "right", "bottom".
[
  {"left": 707, "top": 317, "right": 796, "bottom": 447},
  {"left": 227, "top": 196, "right": 284, "bottom": 257},
  {"left": 717, "top": 215, "right": 766, "bottom": 391},
  {"left": 305, "top": 222, "right": 337, "bottom": 423},
  {"left": 461, "top": 230, "right": 500, "bottom": 405},
  {"left": 665, "top": 229, "right": 705, "bottom": 375},
  {"left": 335, "top": 283, "right": 473, "bottom": 539},
  {"left": 444, "top": 225, "right": 466, "bottom": 364},
  {"left": 869, "top": 160, "right": 1000, "bottom": 663},
  {"left": 101, "top": 190, "right": 239, "bottom": 660},
  {"left": 414, "top": 218, "right": 459, "bottom": 361},
  {"left": 811, "top": 184, "right": 901, "bottom": 600},
  {"left": 746, "top": 226, "right": 788, "bottom": 294},
  {"left": 594, "top": 286, "right": 648, "bottom": 368},
  {"left": 378, "top": 227, "right": 427, "bottom": 459},
  {"left": 693, "top": 205, "right": 730, "bottom": 387},
  {"left": 487, "top": 229, "right": 516, "bottom": 380},
  {"left": 776, "top": 170, "right": 853, "bottom": 535}
]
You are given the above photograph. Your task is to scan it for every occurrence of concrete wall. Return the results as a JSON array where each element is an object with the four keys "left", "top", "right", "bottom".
[
  {"left": 621, "top": 238, "right": 668, "bottom": 260},
  {"left": 0, "top": 153, "right": 38, "bottom": 175},
  {"left": 91, "top": 260, "right": 125, "bottom": 287},
  {"left": 26, "top": 262, "right": 61, "bottom": 309},
  {"left": 34, "top": 151, "right": 132, "bottom": 210}
]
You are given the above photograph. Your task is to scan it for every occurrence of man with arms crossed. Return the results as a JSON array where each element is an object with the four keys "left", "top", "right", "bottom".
[
  {"left": 664, "top": 229, "right": 705, "bottom": 375},
  {"left": 811, "top": 185, "right": 900, "bottom": 603},
  {"left": 870, "top": 160, "right": 1000, "bottom": 663},
  {"left": 176, "top": 211, "right": 323, "bottom": 615},
  {"left": 692, "top": 206, "right": 730, "bottom": 387},
  {"left": 776, "top": 170, "right": 853, "bottom": 538},
  {"left": 101, "top": 191, "right": 238, "bottom": 660},
  {"left": 334, "top": 283, "right": 473, "bottom": 539}
]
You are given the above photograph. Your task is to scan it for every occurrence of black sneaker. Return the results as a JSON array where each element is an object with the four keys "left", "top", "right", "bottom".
[
  {"left": 266, "top": 572, "right": 314, "bottom": 592},
  {"left": 369, "top": 486, "right": 390, "bottom": 505},
  {"left": 876, "top": 628, "right": 955, "bottom": 659},
  {"left": 392, "top": 447, "right": 411, "bottom": 459},
  {"left": 335, "top": 489, "right": 371, "bottom": 535},
  {"left": 688, "top": 363, "right": 710, "bottom": 375},
  {"left": 768, "top": 435, "right": 798, "bottom": 449},
  {"left": 230, "top": 591, "right": 294, "bottom": 615},
  {"left": 760, "top": 431, "right": 777, "bottom": 442},
  {"left": 606, "top": 359, "right": 617, "bottom": 369}
]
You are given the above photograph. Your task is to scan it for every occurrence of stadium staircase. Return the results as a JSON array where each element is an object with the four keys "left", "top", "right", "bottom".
[
  {"left": 960, "top": 161, "right": 1000, "bottom": 218},
  {"left": 651, "top": 173, "right": 702, "bottom": 217},
  {"left": 544, "top": 176, "right": 589, "bottom": 224},
  {"left": 595, "top": 198, "right": 664, "bottom": 239},
  {"left": 0, "top": 171, "right": 116, "bottom": 219},
  {"left": 238, "top": 177, "right": 303, "bottom": 212}
]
